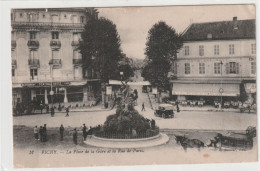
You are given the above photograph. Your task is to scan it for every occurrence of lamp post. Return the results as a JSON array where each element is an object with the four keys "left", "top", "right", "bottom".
[
  {"left": 120, "top": 71, "right": 124, "bottom": 83},
  {"left": 49, "top": 64, "right": 54, "bottom": 108},
  {"left": 220, "top": 60, "right": 223, "bottom": 110}
]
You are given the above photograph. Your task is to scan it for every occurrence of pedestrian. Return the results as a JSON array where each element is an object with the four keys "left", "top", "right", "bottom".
[
  {"left": 43, "top": 124, "right": 47, "bottom": 142},
  {"left": 39, "top": 126, "right": 43, "bottom": 142},
  {"left": 73, "top": 128, "right": 78, "bottom": 145},
  {"left": 141, "top": 102, "right": 145, "bottom": 111},
  {"left": 177, "top": 104, "right": 180, "bottom": 112},
  {"left": 82, "top": 124, "right": 87, "bottom": 141},
  {"left": 46, "top": 104, "right": 49, "bottom": 114},
  {"left": 33, "top": 126, "right": 39, "bottom": 140},
  {"left": 51, "top": 107, "right": 54, "bottom": 117},
  {"left": 59, "top": 124, "right": 64, "bottom": 141},
  {"left": 40, "top": 102, "right": 43, "bottom": 114},
  {"left": 65, "top": 107, "right": 69, "bottom": 117}
]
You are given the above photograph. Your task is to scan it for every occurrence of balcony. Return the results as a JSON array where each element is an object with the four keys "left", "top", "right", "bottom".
[
  {"left": 28, "top": 59, "right": 40, "bottom": 68},
  {"left": 27, "top": 40, "right": 39, "bottom": 49},
  {"left": 50, "top": 40, "right": 61, "bottom": 49},
  {"left": 73, "top": 59, "right": 82, "bottom": 65},
  {"left": 12, "top": 59, "right": 17, "bottom": 69},
  {"left": 11, "top": 40, "right": 16, "bottom": 49},
  {"left": 49, "top": 59, "right": 62, "bottom": 66}
]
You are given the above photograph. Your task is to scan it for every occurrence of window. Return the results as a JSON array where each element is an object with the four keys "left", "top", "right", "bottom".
[
  {"left": 42, "top": 14, "right": 46, "bottom": 18},
  {"left": 30, "top": 50, "right": 37, "bottom": 59},
  {"left": 251, "top": 62, "right": 256, "bottom": 74},
  {"left": 30, "top": 32, "right": 36, "bottom": 39},
  {"left": 214, "top": 45, "right": 219, "bottom": 55},
  {"left": 20, "top": 13, "right": 23, "bottom": 17},
  {"left": 251, "top": 44, "right": 256, "bottom": 54},
  {"left": 214, "top": 63, "right": 221, "bottom": 74},
  {"left": 80, "top": 16, "right": 84, "bottom": 23},
  {"left": 226, "top": 62, "right": 239, "bottom": 74},
  {"left": 11, "top": 32, "right": 15, "bottom": 40},
  {"left": 184, "top": 46, "right": 189, "bottom": 56},
  {"left": 52, "top": 32, "right": 59, "bottom": 39},
  {"left": 229, "top": 44, "right": 235, "bottom": 55},
  {"left": 185, "top": 63, "right": 190, "bottom": 74},
  {"left": 199, "top": 63, "right": 205, "bottom": 74},
  {"left": 11, "top": 13, "right": 14, "bottom": 21},
  {"left": 199, "top": 45, "right": 204, "bottom": 56},
  {"left": 30, "top": 69, "right": 38, "bottom": 80},
  {"left": 64, "top": 14, "right": 67, "bottom": 19},
  {"left": 12, "top": 69, "right": 15, "bottom": 77}
]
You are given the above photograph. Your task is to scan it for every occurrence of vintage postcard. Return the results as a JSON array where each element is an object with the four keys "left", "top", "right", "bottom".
[{"left": 10, "top": 4, "right": 257, "bottom": 168}]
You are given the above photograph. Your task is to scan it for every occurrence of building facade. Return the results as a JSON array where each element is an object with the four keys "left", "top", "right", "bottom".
[
  {"left": 171, "top": 17, "right": 256, "bottom": 105},
  {"left": 11, "top": 8, "right": 100, "bottom": 108}
]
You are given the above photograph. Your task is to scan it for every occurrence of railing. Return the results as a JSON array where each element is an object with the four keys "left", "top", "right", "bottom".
[
  {"left": 50, "top": 40, "right": 61, "bottom": 48},
  {"left": 28, "top": 59, "right": 40, "bottom": 68},
  {"left": 27, "top": 40, "right": 39, "bottom": 48},
  {"left": 49, "top": 59, "right": 62, "bottom": 65},
  {"left": 73, "top": 59, "right": 82, "bottom": 65},
  {"left": 11, "top": 40, "right": 16, "bottom": 49},
  {"left": 12, "top": 21, "right": 85, "bottom": 28},
  {"left": 12, "top": 59, "right": 17, "bottom": 68},
  {"left": 94, "top": 128, "right": 160, "bottom": 139}
]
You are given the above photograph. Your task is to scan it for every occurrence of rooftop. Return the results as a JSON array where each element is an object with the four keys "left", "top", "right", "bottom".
[{"left": 182, "top": 17, "right": 255, "bottom": 41}]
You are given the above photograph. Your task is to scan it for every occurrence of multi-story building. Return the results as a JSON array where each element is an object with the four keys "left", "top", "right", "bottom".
[
  {"left": 171, "top": 17, "right": 256, "bottom": 105},
  {"left": 11, "top": 8, "right": 100, "bottom": 108}
]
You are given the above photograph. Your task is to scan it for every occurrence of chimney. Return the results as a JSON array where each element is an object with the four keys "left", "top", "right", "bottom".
[{"left": 233, "top": 16, "right": 238, "bottom": 29}]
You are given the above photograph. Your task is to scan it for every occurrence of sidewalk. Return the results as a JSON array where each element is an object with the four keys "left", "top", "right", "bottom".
[{"left": 147, "top": 92, "right": 256, "bottom": 113}]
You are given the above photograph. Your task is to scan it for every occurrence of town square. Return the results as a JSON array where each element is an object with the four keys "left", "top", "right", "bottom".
[{"left": 6, "top": 4, "right": 258, "bottom": 168}]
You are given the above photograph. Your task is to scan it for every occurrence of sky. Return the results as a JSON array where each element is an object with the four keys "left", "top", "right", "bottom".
[{"left": 97, "top": 4, "right": 255, "bottom": 60}]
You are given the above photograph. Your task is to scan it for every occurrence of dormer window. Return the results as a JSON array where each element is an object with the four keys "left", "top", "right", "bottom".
[
  {"left": 20, "top": 13, "right": 23, "bottom": 18},
  {"left": 43, "top": 14, "right": 46, "bottom": 18},
  {"left": 52, "top": 32, "right": 59, "bottom": 39},
  {"left": 64, "top": 14, "right": 67, "bottom": 19}
]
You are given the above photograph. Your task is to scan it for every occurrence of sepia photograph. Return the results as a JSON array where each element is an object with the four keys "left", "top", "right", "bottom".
[{"left": 7, "top": 3, "right": 257, "bottom": 168}]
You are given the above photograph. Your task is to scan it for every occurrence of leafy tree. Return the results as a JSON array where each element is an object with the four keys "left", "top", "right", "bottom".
[
  {"left": 142, "top": 21, "right": 183, "bottom": 100},
  {"left": 79, "top": 17, "right": 123, "bottom": 83}
]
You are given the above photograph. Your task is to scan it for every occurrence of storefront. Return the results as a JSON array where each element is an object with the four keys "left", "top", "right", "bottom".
[{"left": 171, "top": 80, "right": 241, "bottom": 104}]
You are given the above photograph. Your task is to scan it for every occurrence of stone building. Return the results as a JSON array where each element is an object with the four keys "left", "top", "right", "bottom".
[
  {"left": 171, "top": 17, "right": 256, "bottom": 105},
  {"left": 11, "top": 8, "right": 100, "bottom": 108}
]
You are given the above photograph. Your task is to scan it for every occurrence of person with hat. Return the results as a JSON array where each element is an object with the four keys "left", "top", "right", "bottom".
[{"left": 82, "top": 124, "right": 88, "bottom": 141}]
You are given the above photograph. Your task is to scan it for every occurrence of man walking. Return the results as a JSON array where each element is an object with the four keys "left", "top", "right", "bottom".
[
  {"left": 43, "top": 124, "right": 47, "bottom": 142},
  {"left": 65, "top": 107, "right": 69, "bottom": 117},
  {"left": 73, "top": 128, "right": 78, "bottom": 145},
  {"left": 39, "top": 126, "right": 43, "bottom": 142},
  {"left": 82, "top": 124, "right": 87, "bottom": 141},
  {"left": 51, "top": 107, "right": 55, "bottom": 117},
  {"left": 34, "top": 126, "right": 39, "bottom": 140},
  {"left": 59, "top": 124, "right": 64, "bottom": 141},
  {"left": 141, "top": 102, "right": 145, "bottom": 111}
]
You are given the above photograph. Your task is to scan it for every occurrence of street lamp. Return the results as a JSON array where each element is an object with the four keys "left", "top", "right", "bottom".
[{"left": 49, "top": 63, "right": 54, "bottom": 108}]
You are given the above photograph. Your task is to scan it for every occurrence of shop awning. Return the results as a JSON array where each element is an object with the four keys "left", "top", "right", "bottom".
[
  {"left": 109, "top": 80, "right": 151, "bottom": 86},
  {"left": 172, "top": 83, "right": 240, "bottom": 96}
]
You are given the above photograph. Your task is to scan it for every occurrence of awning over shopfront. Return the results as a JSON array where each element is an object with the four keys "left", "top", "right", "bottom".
[
  {"left": 172, "top": 83, "right": 240, "bottom": 96},
  {"left": 109, "top": 80, "right": 151, "bottom": 86}
]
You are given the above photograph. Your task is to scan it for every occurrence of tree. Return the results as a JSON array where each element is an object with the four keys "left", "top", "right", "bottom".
[
  {"left": 142, "top": 21, "right": 183, "bottom": 102},
  {"left": 79, "top": 17, "right": 123, "bottom": 83}
]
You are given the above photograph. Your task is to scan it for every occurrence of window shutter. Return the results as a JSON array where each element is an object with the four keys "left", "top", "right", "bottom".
[
  {"left": 226, "top": 63, "right": 229, "bottom": 74},
  {"left": 236, "top": 63, "right": 239, "bottom": 74}
]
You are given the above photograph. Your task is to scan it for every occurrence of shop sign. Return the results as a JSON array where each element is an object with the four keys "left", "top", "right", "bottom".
[
  {"left": 21, "top": 81, "right": 71, "bottom": 87},
  {"left": 106, "top": 86, "right": 112, "bottom": 95}
]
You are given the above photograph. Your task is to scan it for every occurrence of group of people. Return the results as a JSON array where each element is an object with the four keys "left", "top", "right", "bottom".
[
  {"left": 58, "top": 124, "right": 94, "bottom": 145},
  {"left": 33, "top": 124, "right": 48, "bottom": 142}
]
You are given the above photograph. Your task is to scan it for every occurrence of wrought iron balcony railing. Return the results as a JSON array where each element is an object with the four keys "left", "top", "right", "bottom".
[
  {"left": 12, "top": 59, "right": 17, "bottom": 69},
  {"left": 28, "top": 59, "right": 40, "bottom": 68},
  {"left": 50, "top": 40, "right": 61, "bottom": 48},
  {"left": 27, "top": 40, "right": 39, "bottom": 49},
  {"left": 11, "top": 40, "right": 16, "bottom": 49},
  {"left": 73, "top": 59, "right": 82, "bottom": 65},
  {"left": 49, "top": 59, "right": 62, "bottom": 65}
]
